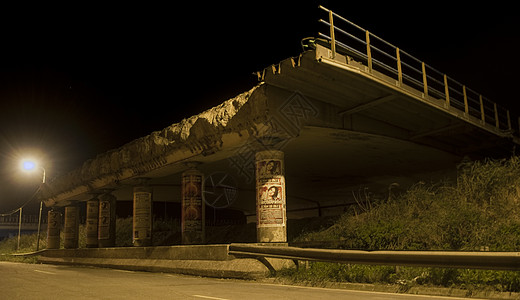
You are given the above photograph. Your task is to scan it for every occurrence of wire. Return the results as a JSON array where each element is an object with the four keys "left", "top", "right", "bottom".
[{"left": 0, "top": 185, "right": 42, "bottom": 217}]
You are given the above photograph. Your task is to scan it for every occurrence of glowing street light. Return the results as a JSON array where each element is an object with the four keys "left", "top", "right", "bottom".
[
  {"left": 22, "top": 160, "right": 36, "bottom": 171},
  {"left": 21, "top": 159, "right": 46, "bottom": 183},
  {"left": 20, "top": 158, "right": 46, "bottom": 251}
]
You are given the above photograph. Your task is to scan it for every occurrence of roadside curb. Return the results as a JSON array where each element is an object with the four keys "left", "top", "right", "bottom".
[
  {"left": 37, "top": 256, "right": 271, "bottom": 279},
  {"left": 30, "top": 244, "right": 295, "bottom": 279}
]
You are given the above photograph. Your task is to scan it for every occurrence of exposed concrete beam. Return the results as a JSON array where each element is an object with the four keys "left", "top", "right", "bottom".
[{"left": 338, "top": 94, "right": 395, "bottom": 116}]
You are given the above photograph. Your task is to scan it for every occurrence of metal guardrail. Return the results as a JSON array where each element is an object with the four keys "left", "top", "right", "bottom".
[
  {"left": 317, "top": 5, "right": 519, "bottom": 138},
  {"left": 229, "top": 244, "right": 520, "bottom": 271}
]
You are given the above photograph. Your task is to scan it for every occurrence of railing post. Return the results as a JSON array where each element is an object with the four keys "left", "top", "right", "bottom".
[
  {"left": 444, "top": 74, "right": 450, "bottom": 109},
  {"left": 328, "top": 10, "right": 336, "bottom": 59},
  {"left": 366, "top": 30, "right": 372, "bottom": 72},
  {"left": 396, "top": 48, "right": 402, "bottom": 86},
  {"left": 479, "top": 95, "right": 485, "bottom": 123},
  {"left": 463, "top": 85, "right": 469, "bottom": 115},
  {"left": 507, "top": 110, "right": 512, "bottom": 130},
  {"left": 17, "top": 207, "right": 22, "bottom": 251},
  {"left": 421, "top": 62, "right": 428, "bottom": 98},
  {"left": 494, "top": 103, "right": 500, "bottom": 129}
]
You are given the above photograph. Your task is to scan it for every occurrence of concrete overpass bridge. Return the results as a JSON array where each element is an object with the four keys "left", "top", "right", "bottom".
[{"left": 37, "top": 6, "right": 520, "bottom": 248}]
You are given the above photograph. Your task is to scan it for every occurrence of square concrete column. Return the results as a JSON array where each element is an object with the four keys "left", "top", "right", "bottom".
[
  {"left": 64, "top": 204, "right": 79, "bottom": 249},
  {"left": 86, "top": 198, "right": 99, "bottom": 248},
  {"left": 181, "top": 167, "right": 205, "bottom": 244},
  {"left": 255, "top": 150, "right": 287, "bottom": 243},
  {"left": 133, "top": 183, "right": 152, "bottom": 247},
  {"left": 46, "top": 210, "right": 61, "bottom": 249},
  {"left": 98, "top": 193, "right": 116, "bottom": 248}
]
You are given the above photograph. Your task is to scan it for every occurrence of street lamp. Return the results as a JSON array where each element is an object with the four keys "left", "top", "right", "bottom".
[
  {"left": 20, "top": 159, "right": 46, "bottom": 251},
  {"left": 21, "top": 159, "right": 46, "bottom": 184}
]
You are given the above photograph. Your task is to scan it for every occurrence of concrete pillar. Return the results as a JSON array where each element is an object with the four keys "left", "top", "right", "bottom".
[
  {"left": 63, "top": 204, "right": 79, "bottom": 249},
  {"left": 86, "top": 198, "right": 99, "bottom": 248},
  {"left": 133, "top": 184, "right": 152, "bottom": 247},
  {"left": 46, "top": 210, "right": 61, "bottom": 249},
  {"left": 181, "top": 168, "right": 205, "bottom": 244},
  {"left": 98, "top": 193, "right": 116, "bottom": 248},
  {"left": 255, "top": 150, "right": 287, "bottom": 243}
]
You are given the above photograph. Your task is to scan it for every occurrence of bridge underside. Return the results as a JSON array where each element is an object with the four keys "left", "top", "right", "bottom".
[{"left": 40, "top": 46, "right": 519, "bottom": 220}]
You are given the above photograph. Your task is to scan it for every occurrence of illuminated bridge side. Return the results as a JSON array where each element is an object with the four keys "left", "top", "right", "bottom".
[
  {"left": 315, "top": 5, "right": 519, "bottom": 141},
  {"left": 257, "top": 6, "right": 519, "bottom": 158}
]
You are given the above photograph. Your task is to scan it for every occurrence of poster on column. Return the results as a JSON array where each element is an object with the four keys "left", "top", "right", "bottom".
[
  {"left": 182, "top": 174, "right": 203, "bottom": 232},
  {"left": 134, "top": 191, "right": 152, "bottom": 239},
  {"left": 256, "top": 159, "right": 283, "bottom": 185},
  {"left": 98, "top": 200, "right": 111, "bottom": 240},
  {"left": 47, "top": 211, "right": 60, "bottom": 236},
  {"left": 256, "top": 158, "right": 286, "bottom": 228},
  {"left": 86, "top": 201, "right": 98, "bottom": 240}
]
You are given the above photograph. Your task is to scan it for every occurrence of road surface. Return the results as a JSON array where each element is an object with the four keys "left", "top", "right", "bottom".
[{"left": 0, "top": 261, "right": 475, "bottom": 299}]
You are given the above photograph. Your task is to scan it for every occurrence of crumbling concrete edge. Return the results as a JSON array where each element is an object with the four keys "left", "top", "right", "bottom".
[{"left": 40, "top": 83, "right": 270, "bottom": 206}]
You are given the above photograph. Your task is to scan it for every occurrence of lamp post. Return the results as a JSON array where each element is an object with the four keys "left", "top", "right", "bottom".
[{"left": 21, "top": 159, "right": 46, "bottom": 251}]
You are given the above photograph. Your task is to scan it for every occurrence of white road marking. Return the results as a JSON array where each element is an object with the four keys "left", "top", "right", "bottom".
[
  {"left": 192, "top": 295, "right": 230, "bottom": 300},
  {"left": 253, "top": 282, "right": 481, "bottom": 299},
  {"left": 33, "top": 269, "right": 56, "bottom": 275},
  {"left": 112, "top": 269, "right": 136, "bottom": 274}
]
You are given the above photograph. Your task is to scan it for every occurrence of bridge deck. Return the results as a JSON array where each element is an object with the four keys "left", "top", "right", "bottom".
[{"left": 258, "top": 44, "right": 519, "bottom": 158}]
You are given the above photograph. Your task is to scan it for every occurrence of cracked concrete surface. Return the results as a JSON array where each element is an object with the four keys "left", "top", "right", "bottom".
[{"left": 41, "top": 83, "right": 271, "bottom": 206}]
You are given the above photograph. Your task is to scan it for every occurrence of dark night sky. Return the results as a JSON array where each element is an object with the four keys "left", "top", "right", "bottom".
[{"left": 0, "top": 2, "right": 518, "bottom": 213}]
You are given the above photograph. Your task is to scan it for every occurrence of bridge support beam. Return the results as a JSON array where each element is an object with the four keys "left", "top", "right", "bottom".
[
  {"left": 46, "top": 210, "right": 61, "bottom": 249},
  {"left": 86, "top": 198, "right": 99, "bottom": 248},
  {"left": 181, "top": 167, "right": 205, "bottom": 245},
  {"left": 255, "top": 150, "right": 287, "bottom": 243},
  {"left": 133, "top": 181, "right": 153, "bottom": 247},
  {"left": 64, "top": 204, "right": 79, "bottom": 249},
  {"left": 98, "top": 193, "right": 116, "bottom": 248}
]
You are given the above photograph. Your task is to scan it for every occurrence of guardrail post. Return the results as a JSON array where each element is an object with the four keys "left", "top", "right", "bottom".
[
  {"left": 444, "top": 75, "right": 450, "bottom": 108},
  {"left": 396, "top": 48, "right": 402, "bottom": 86},
  {"left": 507, "top": 110, "right": 512, "bottom": 130},
  {"left": 366, "top": 31, "right": 372, "bottom": 72},
  {"left": 479, "top": 95, "right": 485, "bottom": 123},
  {"left": 463, "top": 85, "right": 469, "bottom": 115},
  {"left": 421, "top": 62, "right": 428, "bottom": 98},
  {"left": 328, "top": 10, "right": 336, "bottom": 59},
  {"left": 493, "top": 102, "right": 500, "bottom": 129},
  {"left": 494, "top": 103, "right": 500, "bottom": 129}
]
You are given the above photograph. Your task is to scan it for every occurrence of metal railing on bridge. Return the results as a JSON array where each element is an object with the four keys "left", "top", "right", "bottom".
[
  {"left": 317, "top": 5, "right": 519, "bottom": 138},
  {"left": 0, "top": 215, "right": 46, "bottom": 225}
]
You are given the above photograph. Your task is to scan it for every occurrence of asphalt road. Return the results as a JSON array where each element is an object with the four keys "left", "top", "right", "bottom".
[{"left": 0, "top": 262, "right": 473, "bottom": 300}]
